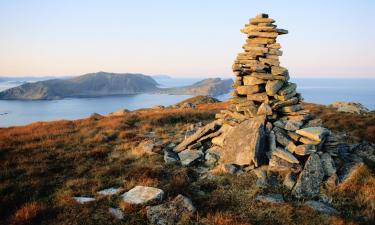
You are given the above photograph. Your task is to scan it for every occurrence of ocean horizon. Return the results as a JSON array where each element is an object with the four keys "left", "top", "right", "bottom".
[{"left": 0, "top": 77, "right": 374, "bottom": 127}]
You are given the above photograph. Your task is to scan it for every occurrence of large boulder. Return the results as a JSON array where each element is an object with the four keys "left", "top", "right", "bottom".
[
  {"left": 121, "top": 186, "right": 164, "bottom": 205},
  {"left": 146, "top": 194, "right": 196, "bottom": 225},
  {"left": 292, "top": 153, "right": 324, "bottom": 199},
  {"left": 219, "top": 117, "right": 267, "bottom": 166}
]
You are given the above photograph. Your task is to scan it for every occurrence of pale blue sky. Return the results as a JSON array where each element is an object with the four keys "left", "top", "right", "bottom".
[{"left": 0, "top": 0, "right": 374, "bottom": 78}]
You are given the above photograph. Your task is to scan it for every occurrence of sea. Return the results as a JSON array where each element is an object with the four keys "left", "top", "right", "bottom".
[{"left": 0, "top": 77, "right": 374, "bottom": 127}]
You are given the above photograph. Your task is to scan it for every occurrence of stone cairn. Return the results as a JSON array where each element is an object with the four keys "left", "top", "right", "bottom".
[{"left": 167, "top": 14, "right": 339, "bottom": 200}]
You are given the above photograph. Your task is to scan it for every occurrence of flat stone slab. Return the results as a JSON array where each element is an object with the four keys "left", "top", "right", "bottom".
[
  {"left": 256, "top": 194, "right": 285, "bottom": 204},
  {"left": 108, "top": 207, "right": 125, "bottom": 219},
  {"left": 305, "top": 201, "right": 339, "bottom": 214},
  {"left": 97, "top": 187, "right": 122, "bottom": 196},
  {"left": 121, "top": 186, "right": 164, "bottom": 205},
  {"left": 296, "top": 127, "right": 330, "bottom": 142},
  {"left": 72, "top": 197, "right": 95, "bottom": 204}
]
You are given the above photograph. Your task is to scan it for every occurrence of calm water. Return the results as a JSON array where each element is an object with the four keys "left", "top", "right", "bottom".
[{"left": 0, "top": 78, "right": 374, "bottom": 127}]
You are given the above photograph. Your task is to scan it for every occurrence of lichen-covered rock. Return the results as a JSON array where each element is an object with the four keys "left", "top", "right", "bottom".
[
  {"left": 292, "top": 153, "right": 324, "bottom": 199},
  {"left": 146, "top": 195, "right": 196, "bottom": 225},
  {"left": 220, "top": 117, "right": 267, "bottom": 166},
  {"left": 329, "top": 101, "right": 369, "bottom": 114}
]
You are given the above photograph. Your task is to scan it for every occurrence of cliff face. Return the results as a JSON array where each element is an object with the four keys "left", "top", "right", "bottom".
[{"left": 0, "top": 73, "right": 233, "bottom": 100}]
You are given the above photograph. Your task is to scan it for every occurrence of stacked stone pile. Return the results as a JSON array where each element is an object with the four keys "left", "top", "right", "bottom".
[{"left": 166, "top": 13, "right": 345, "bottom": 200}]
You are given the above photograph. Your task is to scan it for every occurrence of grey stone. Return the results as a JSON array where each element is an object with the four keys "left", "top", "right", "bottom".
[
  {"left": 272, "top": 147, "right": 299, "bottom": 164},
  {"left": 268, "top": 155, "right": 301, "bottom": 173},
  {"left": 164, "top": 150, "right": 179, "bottom": 164},
  {"left": 205, "top": 151, "right": 220, "bottom": 167},
  {"left": 178, "top": 150, "right": 204, "bottom": 166},
  {"left": 146, "top": 194, "right": 196, "bottom": 225},
  {"left": 176, "top": 120, "right": 221, "bottom": 152},
  {"left": 329, "top": 101, "right": 369, "bottom": 115},
  {"left": 222, "top": 163, "right": 241, "bottom": 174},
  {"left": 256, "top": 194, "right": 285, "bottom": 204},
  {"left": 121, "top": 186, "right": 164, "bottom": 205},
  {"left": 305, "top": 201, "right": 339, "bottom": 214},
  {"left": 321, "top": 153, "right": 336, "bottom": 176},
  {"left": 220, "top": 117, "right": 267, "bottom": 166},
  {"left": 108, "top": 208, "right": 125, "bottom": 220},
  {"left": 292, "top": 153, "right": 324, "bottom": 199},
  {"left": 284, "top": 120, "right": 303, "bottom": 131}
]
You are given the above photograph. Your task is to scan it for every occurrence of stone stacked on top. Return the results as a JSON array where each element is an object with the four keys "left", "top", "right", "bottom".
[{"left": 169, "top": 14, "right": 336, "bottom": 200}]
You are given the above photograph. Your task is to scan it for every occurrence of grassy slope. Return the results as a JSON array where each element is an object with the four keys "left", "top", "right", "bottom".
[{"left": 0, "top": 101, "right": 374, "bottom": 225}]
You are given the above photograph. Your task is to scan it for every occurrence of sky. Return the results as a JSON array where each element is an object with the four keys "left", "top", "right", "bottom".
[{"left": 0, "top": 0, "right": 374, "bottom": 78}]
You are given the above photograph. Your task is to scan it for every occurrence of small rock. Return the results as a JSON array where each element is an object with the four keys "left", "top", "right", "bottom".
[
  {"left": 222, "top": 163, "right": 241, "bottom": 174},
  {"left": 121, "top": 186, "right": 164, "bottom": 205},
  {"left": 72, "top": 197, "right": 95, "bottom": 204},
  {"left": 205, "top": 152, "right": 220, "bottom": 167},
  {"left": 108, "top": 208, "right": 125, "bottom": 220},
  {"left": 146, "top": 194, "right": 196, "bottom": 225},
  {"left": 97, "top": 187, "right": 122, "bottom": 196},
  {"left": 164, "top": 150, "right": 179, "bottom": 164},
  {"left": 178, "top": 150, "right": 204, "bottom": 166},
  {"left": 305, "top": 201, "right": 339, "bottom": 214},
  {"left": 256, "top": 194, "right": 285, "bottom": 204}
]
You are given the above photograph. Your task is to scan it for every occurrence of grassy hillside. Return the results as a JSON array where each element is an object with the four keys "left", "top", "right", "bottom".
[{"left": 0, "top": 101, "right": 374, "bottom": 225}]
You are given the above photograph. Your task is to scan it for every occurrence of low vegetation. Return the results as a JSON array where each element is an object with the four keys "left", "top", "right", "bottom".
[{"left": 0, "top": 100, "right": 374, "bottom": 225}]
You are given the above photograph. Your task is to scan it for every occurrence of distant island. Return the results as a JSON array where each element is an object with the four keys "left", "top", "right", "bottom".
[{"left": 0, "top": 72, "right": 233, "bottom": 100}]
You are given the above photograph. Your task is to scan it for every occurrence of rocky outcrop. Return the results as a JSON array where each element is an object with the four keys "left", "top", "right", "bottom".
[{"left": 329, "top": 101, "right": 370, "bottom": 114}]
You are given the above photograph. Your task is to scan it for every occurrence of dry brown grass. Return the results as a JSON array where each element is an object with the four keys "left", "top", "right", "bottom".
[
  {"left": 0, "top": 101, "right": 374, "bottom": 224},
  {"left": 330, "top": 164, "right": 375, "bottom": 221}
]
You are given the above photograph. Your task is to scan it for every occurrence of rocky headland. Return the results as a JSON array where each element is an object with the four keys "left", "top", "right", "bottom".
[{"left": 0, "top": 72, "right": 233, "bottom": 100}]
